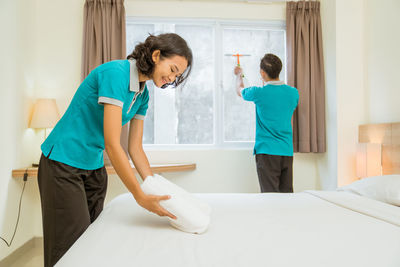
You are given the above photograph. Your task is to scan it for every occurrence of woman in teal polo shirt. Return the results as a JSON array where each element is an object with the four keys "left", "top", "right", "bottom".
[{"left": 37, "top": 33, "right": 192, "bottom": 267}]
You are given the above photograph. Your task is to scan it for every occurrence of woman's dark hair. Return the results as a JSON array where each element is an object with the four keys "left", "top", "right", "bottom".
[
  {"left": 127, "top": 33, "right": 193, "bottom": 88},
  {"left": 260, "top": 53, "right": 282, "bottom": 79}
]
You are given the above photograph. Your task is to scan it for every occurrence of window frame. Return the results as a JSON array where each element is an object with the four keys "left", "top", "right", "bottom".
[{"left": 126, "top": 17, "right": 286, "bottom": 150}]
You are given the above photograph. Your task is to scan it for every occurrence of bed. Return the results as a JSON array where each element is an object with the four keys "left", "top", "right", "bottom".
[{"left": 55, "top": 190, "right": 400, "bottom": 267}]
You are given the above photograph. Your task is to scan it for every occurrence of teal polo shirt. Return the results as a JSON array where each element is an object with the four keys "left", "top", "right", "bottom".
[
  {"left": 41, "top": 59, "right": 149, "bottom": 170},
  {"left": 241, "top": 81, "right": 299, "bottom": 156}
]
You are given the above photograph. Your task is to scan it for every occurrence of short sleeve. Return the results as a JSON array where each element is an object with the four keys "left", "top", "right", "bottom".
[
  {"left": 97, "top": 68, "right": 128, "bottom": 108},
  {"left": 134, "top": 86, "right": 149, "bottom": 120},
  {"left": 241, "top": 86, "right": 261, "bottom": 102}
]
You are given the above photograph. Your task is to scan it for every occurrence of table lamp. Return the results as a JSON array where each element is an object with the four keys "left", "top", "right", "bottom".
[{"left": 29, "top": 98, "right": 60, "bottom": 166}]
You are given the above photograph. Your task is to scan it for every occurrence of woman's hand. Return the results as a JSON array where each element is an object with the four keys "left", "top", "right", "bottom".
[{"left": 136, "top": 193, "right": 177, "bottom": 220}]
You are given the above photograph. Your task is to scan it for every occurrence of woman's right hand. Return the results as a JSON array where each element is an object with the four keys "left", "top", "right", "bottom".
[{"left": 136, "top": 193, "right": 177, "bottom": 220}]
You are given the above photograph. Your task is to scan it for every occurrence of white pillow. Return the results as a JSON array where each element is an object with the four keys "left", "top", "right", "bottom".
[
  {"left": 141, "top": 174, "right": 211, "bottom": 234},
  {"left": 337, "top": 175, "right": 400, "bottom": 206}
]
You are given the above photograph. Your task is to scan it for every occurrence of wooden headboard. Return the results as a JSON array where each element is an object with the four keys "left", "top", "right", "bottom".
[{"left": 359, "top": 122, "right": 400, "bottom": 175}]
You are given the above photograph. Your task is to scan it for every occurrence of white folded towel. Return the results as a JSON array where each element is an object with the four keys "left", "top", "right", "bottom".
[{"left": 141, "top": 174, "right": 211, "bottom": 234}]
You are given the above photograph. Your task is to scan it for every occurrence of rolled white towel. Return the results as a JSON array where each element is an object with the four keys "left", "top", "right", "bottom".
[{"left": 141, "top": 174, "right": 211, "bottom": 234}]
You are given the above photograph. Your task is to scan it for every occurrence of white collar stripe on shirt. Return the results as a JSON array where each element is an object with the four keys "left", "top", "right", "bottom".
[
  {"left": 266, "top": 80, "right": 285, "bottom": 85},
  {"left": 129, "top": 59, "right": 145, "bottom": 93}
]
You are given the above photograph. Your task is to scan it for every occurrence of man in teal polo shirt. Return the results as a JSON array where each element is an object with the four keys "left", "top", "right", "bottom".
[
  {"left": 37, "top": 33, "right": 193, "bottom": 267},
  {"left": 234, "top": 53, "right": 299, "bottom": 193}
]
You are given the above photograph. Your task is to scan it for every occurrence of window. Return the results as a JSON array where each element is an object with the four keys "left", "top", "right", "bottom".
[{"left": 126, "top": 18, "right": 286, "bottom": 148}]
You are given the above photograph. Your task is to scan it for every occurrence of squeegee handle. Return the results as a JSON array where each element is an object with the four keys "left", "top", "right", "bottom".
[{"left": 235, "top": 54, "right": 241, "bottom": 66}]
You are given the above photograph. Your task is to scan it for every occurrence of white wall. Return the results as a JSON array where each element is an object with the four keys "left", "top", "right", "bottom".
[
  {"left": 317, "top": 0, "right": 337, "bottom": 190},
  {"left": 335, "top": 0, "right": 368, "bottom": 186},
  {"left": 364, "top": 0, "right": 400, "bottom": 123},
  {"left": 0, "top": 0, "right": 39, "bottom": 260},
  {"left": 0, "top": 0, "right": 322, "bottom": 260}
]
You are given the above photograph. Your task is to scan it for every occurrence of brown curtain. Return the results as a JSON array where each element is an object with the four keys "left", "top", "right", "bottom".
[
  {"left": 81, "top": 0, "right": 127, "bottom": 164},
  {"left": 287, "top": 1, "right": 326, "bottom": 153},
  {"left": 81, "top": 0, "right": 126, "bottom": 80}
]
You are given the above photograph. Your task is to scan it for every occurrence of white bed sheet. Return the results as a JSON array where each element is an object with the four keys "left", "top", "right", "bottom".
[{"left": 56, "top": 191, "right": 400, "bottom": 267}]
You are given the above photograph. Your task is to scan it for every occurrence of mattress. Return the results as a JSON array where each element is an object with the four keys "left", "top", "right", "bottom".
[{"left": 55, "top": 191, "right": 400, "bottom": 267}]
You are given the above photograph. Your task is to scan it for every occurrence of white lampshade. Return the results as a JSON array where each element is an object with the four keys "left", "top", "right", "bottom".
[
  {"left": 29, "top": 98, "right": 60, "bottom": 129},
  {"left": 356, "top": 143, "right": 382, "bottom": 178}
]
